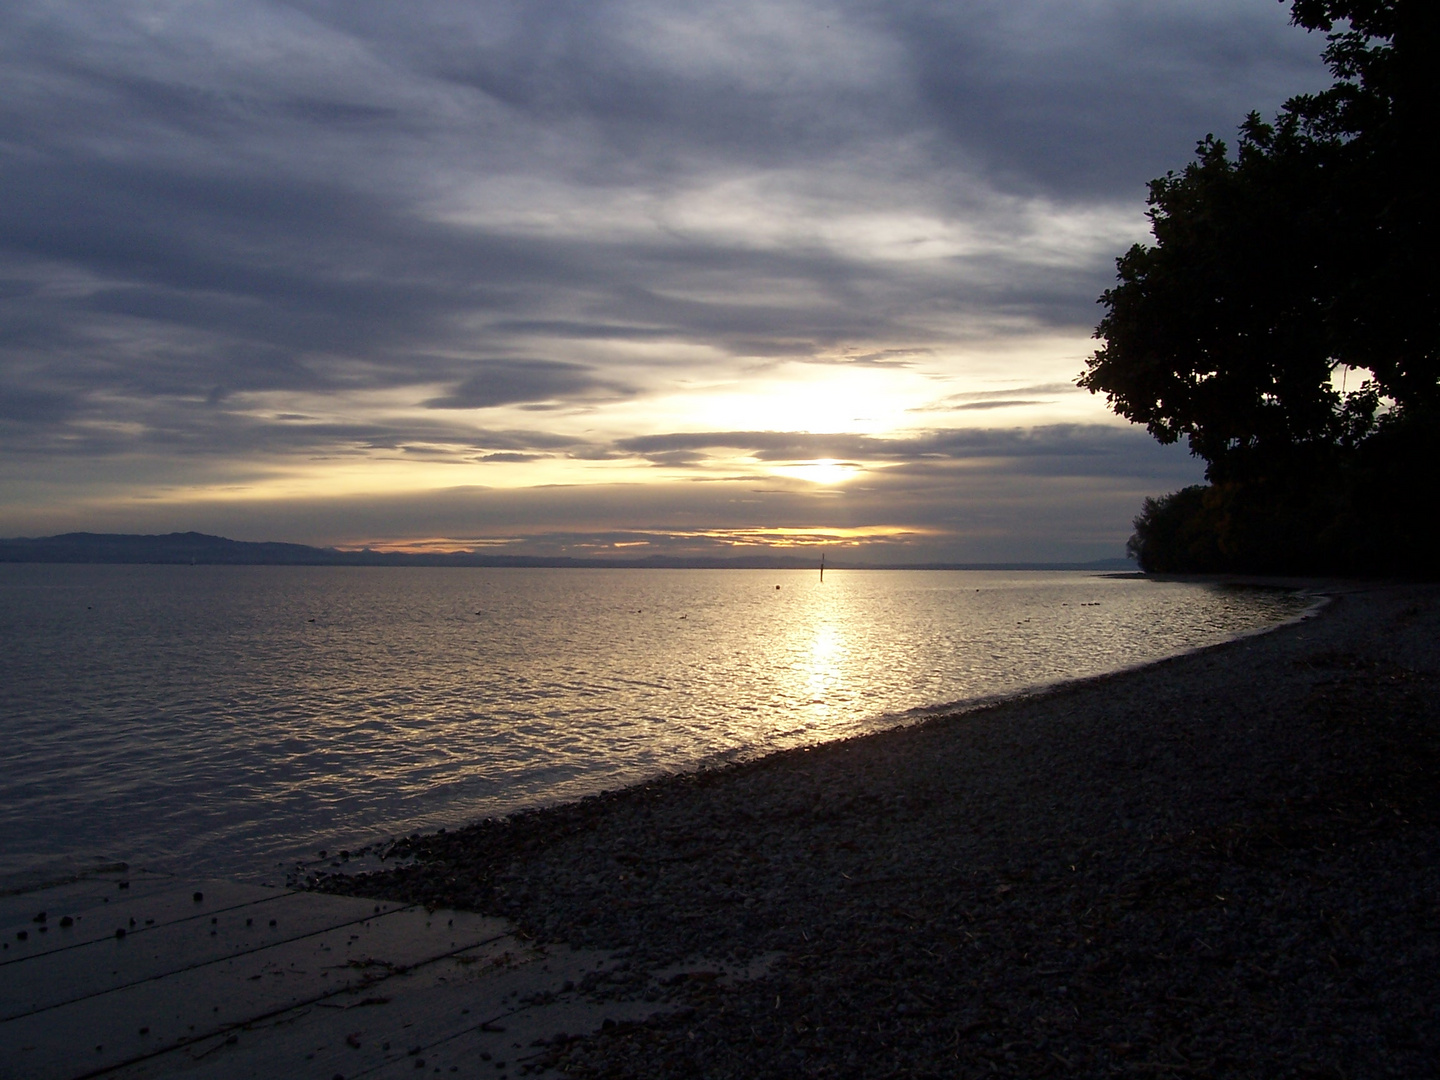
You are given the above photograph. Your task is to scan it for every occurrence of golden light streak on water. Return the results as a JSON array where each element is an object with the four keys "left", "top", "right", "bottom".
[{"left": 0, "top": 566, "right": 1316, "bottom": 881}]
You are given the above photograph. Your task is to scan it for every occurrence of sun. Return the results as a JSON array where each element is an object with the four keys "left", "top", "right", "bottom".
[{"left": 773, "top": 458, "right": 861, "bottom": 485}]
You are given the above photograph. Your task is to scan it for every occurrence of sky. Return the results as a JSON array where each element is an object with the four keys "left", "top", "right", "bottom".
[{"left": 0, "top": 0, "right": 1330, "bottom": 562}]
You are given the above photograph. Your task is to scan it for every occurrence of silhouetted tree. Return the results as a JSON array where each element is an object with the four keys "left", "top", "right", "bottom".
[
  {"left": 1283, "top": 0, "right": 1439, "bottom": 412},
  {"left": 1083, "top": 0, "right": 1438, "bottom": 574},
  {"left": 1082, "top": 120, "right": 1359, "bottom": 484}
]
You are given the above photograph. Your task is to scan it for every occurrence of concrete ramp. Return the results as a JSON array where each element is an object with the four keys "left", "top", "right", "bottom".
[{"left": 0, "top": 867, "right": 657, "bottom": 1080}]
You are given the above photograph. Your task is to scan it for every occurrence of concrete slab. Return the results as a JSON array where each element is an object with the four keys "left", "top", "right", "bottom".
[
  {"left": 2, "top": 902, "right": 508, "bottom": 1079},
  {"left": 1, "top": 888, "right": 418, "bottom": 1020},
  {"left": 1, "top": 880, "right": 311, "bottom": 970},
  {"left": 0, "top": 871, "right": 678, "bottom": 1080},
  {"left": 110, "top": 943, "right": 657, "bottom": 1080},
  {"left": 0, "top": 870, "right": 173, "bottom": 930}
]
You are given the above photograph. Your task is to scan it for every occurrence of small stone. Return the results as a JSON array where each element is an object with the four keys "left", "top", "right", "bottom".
[
  {"left": 192, "top": 892, "right": 204, "bottom": 903},
  {"left": 115, "top": 928, "right": 125, "bottom": 939}
]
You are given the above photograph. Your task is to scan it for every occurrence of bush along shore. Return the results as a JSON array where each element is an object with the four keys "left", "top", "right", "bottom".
[{"left": 315, "top": 583, "right": 1440, "bottom": 1079}]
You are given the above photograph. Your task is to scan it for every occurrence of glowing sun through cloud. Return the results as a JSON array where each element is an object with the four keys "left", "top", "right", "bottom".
[{"left": 773, "top": 459, "right": 863, "bottom": 485}]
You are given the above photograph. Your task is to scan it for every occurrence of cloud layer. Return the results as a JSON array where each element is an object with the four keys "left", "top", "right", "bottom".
[{"left": 0, "top": 0, "right": 1328, "bottom": 558}]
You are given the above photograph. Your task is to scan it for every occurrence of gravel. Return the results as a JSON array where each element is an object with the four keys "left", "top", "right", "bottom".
[{"left": 315, "top": 582, "right": 1440, "bottom": 1078}]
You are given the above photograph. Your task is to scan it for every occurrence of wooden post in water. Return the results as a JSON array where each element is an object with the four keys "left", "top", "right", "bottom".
[{"left": 820, "top": 551, "right": 825, "bottom": 582}]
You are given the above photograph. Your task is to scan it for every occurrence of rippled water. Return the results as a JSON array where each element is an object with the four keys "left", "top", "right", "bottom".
[{"left": 0, "top": 565, "right": 1312, "bottom": 880}]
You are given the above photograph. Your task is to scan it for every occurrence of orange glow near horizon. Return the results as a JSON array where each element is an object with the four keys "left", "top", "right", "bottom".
[{"left": 335, "top": 523, "right": 935, "bottom": 555}]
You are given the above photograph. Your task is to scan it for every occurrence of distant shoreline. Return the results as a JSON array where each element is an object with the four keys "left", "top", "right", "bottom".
[{"left": 0, "top": 530, "right": 1133, "bottom": 571}]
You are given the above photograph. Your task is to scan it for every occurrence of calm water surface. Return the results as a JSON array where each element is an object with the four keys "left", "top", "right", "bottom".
[{"left": 0, "top": 565, "right": 1313, "bottom": 880}]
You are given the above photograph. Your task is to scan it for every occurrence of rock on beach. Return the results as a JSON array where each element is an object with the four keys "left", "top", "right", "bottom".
[{"left": 318, "top": 583, "right": 1440, "bottom": 1079}]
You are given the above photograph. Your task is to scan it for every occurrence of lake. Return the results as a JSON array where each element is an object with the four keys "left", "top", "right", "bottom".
[{"left": 0, "top": 565, "right": 1314, "bottom": 881}]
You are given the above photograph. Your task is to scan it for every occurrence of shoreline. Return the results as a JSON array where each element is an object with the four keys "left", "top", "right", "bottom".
[
  {"left": 314, "top": 581, "right": 1438, "bottom": 1076},
  {"left": 300, "top": 575, "right": 1331, "bottom": 883},
  {"left": 309, "top": 578, "right": 1329, "bottom": 870}
]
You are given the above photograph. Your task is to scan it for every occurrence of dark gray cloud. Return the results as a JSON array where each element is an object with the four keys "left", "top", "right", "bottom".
[
  {"left": 889, "top": 0, "right": 1324, "bottom": 198},
  {"left": 422, "top": 359, "right": 629, "bottom": 409},
  {"left": 287, "top": 0, "right": 1321, "bottom": 197},
  {"left": 951, "top": 383, "right": 1076, "bottom": 400},
  {"left": 951, "top": 399, "right": 1046, "bottom": 411},
  {"left": 616, "top": 423, "right": 1191, "bottom": 475}
]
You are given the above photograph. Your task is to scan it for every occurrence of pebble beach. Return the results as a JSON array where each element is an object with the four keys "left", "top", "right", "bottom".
[{"left": 317, "top": 582, "right": 1440, "bottom": 1079}]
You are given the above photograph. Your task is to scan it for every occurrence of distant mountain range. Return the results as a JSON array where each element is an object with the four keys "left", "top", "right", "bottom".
[{"left": 0, "top": 532, "right": 1134, "bottom": 571}]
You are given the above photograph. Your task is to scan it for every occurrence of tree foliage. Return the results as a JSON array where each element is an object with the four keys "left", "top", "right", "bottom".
[{"left": 1083, "top": 0, "right": 1438, "bottom": 574}]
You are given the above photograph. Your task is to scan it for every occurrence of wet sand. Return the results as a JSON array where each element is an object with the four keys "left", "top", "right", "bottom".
[{"left": 319, "top": 582, "right": 1440, "bottom": 1079}]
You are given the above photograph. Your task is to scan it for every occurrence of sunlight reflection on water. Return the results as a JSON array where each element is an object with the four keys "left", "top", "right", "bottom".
[{"left": 0, "top": 565, "right": 1314, "bottom": 879}]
